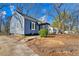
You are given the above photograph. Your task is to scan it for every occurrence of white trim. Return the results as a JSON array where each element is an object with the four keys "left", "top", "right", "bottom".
[{"left": 32, "top": 22, "right": 35, "bottom": 30}]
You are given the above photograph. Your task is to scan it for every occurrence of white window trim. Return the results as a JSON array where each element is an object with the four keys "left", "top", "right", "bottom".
[{"left": 32, "top": 22, "right": 35, "bottom": 30}]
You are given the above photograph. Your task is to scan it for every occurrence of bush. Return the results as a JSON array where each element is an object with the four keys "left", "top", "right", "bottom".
[{"left": 39, "top": 29, "right": 48, "bottom": 37}]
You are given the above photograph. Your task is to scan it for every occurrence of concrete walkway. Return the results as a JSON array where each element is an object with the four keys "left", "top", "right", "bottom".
[
  {"left": 20, "top": 36, "right": 39, "bottom": 42},
  {"left": 0, "top": 36, "right": 38, "bottom": 56}
]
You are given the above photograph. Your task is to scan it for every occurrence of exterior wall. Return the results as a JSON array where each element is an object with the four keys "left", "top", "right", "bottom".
[
  {"left": 10, "top": 12, "right": 24, "bottom": 34},
  {"left": 40, "top": 24, "right": 48, "bottom": 30},
  {"left": 24, "top": 19, "right": 39, "bottom": 35},
  {"left": 1, "top": 22, "right": 5, "bottom": 32},
  {"left": 48, "top": 25, "right": 58, "bottom": 34},
  {"left": 48, "top": 25, "right": 54, "bottom": 34},
  {"left": 31, "top": 22, "right": 39, "bottom": 34},
  {"left": 0, "top": 19, "right": 5, "bottom": 32},
  {"left": 0, "top": 19, "right": 2, "bottom": 32},
  {"left": 24, "top": 19, "right": 31, "bottom": 34},
  {"left": 10, "top": 11, "right": 50, "bottom": 35}
]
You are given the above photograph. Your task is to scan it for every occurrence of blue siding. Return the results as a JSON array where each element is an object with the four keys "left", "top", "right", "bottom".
[
  {"left": 24, "top": 19, "right": 40, "bottom": 35},
  {"left": 24, "top": 19, "right": 31, "bottom": 34},
  {"left": 31, "top": 22, "right": 39, "bottom": 34}
]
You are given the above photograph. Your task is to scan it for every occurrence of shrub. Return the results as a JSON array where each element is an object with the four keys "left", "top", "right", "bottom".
[{"left": 39, "top": 29, "right": 48, "bottom": 37}]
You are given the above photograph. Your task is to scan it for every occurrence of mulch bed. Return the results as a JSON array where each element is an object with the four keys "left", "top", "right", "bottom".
[{"left": 26, "top": 34, "right": 79, "bottom": 56}]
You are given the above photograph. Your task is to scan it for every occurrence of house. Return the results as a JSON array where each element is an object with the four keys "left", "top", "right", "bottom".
[
  {"left": 0, "top": 19, "right": 6, "bottom": 33},
  {"left": 39, "top": 22, "right": 50, "bottom": 30},
  {"left": 48, "top": 25, "right": 56, "bottom": 34},
  {"left": 64, "top": 31, "right": 75, "bottom": 34},
  {"left": 48, "top": 25, "right": 60, "bottom": 34},
  {"left": 10, "top": 11, "right": 50, "bottom": 35}
]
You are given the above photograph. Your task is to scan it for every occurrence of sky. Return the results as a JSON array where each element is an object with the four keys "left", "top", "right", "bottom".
[{"left": 0, "top": 3, "right": 79, "bottom": 24}]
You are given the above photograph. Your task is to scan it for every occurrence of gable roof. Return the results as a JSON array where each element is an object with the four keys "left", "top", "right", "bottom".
[
  {"left": 16, "top": 10, "right": 38, "bottom": 22},
  {"left": 39, "top": 22, "right": 50, "bottom": 25},
  {"left": 14, "top": 10, "right": 50, "bottom": 25}
]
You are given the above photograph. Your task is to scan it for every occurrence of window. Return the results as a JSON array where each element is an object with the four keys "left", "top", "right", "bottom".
[
  {"left": 32, "top": 22, "right": 35, "bottom": 30},
  {"left": 42, "top": 25, "right": 45, "bottom": 28}
]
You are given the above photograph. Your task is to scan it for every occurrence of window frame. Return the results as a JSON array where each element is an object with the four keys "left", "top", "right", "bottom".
[{"left": 31, "top": 22, "right": 36, "bottom": 30}]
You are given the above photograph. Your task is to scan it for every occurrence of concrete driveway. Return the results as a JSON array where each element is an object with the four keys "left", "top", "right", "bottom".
[{"left": 0, "top": 35, "right": 38, "bottom": 56}]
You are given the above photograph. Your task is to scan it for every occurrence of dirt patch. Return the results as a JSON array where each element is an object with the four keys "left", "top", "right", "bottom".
[
  {"left": 27, "top": 34, "right": 79, "bottom": 56},
  {"left": 0, "top": 35, "right": 38, "bottom": 56}
]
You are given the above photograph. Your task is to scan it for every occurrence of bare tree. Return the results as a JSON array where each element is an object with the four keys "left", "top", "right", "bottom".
[
  {"left": 52, "top": 3, "right": 65, "bottom": 32},
  {"left": 53, "top": 3, "right": 63, "bottom": 20},
  {"left": 15, "top": 3, "right": 34, "bottom": 16}
]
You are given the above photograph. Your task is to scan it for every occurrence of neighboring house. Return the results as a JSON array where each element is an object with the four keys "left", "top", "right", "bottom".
[
  {"left": 0, "top": 14, "right": 6, "bottom": 33},
  {"left": 48, "top": 25, "right": 60, "bottom": 34},
  {"left": 0, "top": 19, "right": 5, "bottom": 33},
  {"left": 48, "top": 25, "right": 56, "bottom": 34},
  {"left": 1, "top": 22, "right": 5, "bottom": 32},
  {"left": 10, "top": 11, "right": 50, "bottom": 35},
  {"left": 64, "top": 31, "right": 75, "bottom": 34}
]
